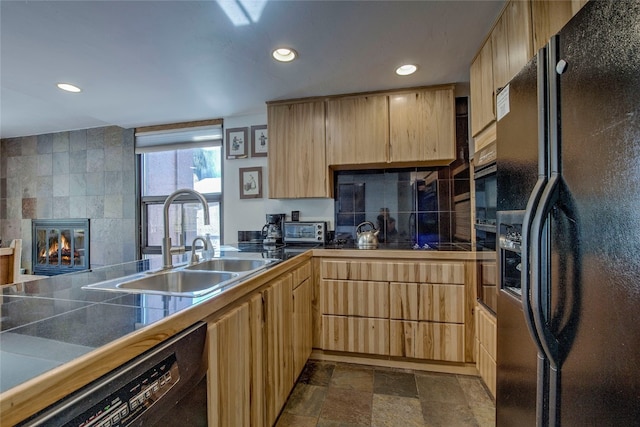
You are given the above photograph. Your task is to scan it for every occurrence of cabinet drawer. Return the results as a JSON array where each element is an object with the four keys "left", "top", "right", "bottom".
[
  {"left": 389, "top": 320, "right": 464, "bottom": 362},
  {"left": 481, "top": 261, "right": 496, "bottom": 285},
  {"left": 320, "top": 280, "right": 389, "bottom": 318},
  {"left": 477, "top": 341, "right": 496, "bottom": 397},
  {"left": 321, "top": 259, "right": 465, "bottom": 284},
  {"left": 291, "top": 261, "right": 311, "bottom": 289},
  {"left": 322, "top": 315, "right": 389, "bottom": 355},
  {"left": 476, "top": 304, "right": 497, "bottom": 360},
  {"left": 390, "top": 282, "right": 464, "bottom": 323}
]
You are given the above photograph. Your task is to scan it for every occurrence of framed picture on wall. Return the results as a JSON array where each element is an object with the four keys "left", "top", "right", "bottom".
[
  {"left": 250, "top": 125, "right": 268, "bottom": 157},
  {"left": 239, "top": 167, "right": 262, "bottom": 199},
  {"left": 226, "top": 127, "right": 248, "bottom": 159}
]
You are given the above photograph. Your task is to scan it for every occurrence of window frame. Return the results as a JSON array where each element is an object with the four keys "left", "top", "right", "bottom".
[{"left": 136, "top": 143, "right": 223, "bottom": 259}]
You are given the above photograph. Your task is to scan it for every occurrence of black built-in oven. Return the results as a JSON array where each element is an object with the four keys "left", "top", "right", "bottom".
[
  {"left": 497, "top": 210, "right": 524, "bottom": 299},
  {"left": 474, "top": 141, "right": 497, "bottom": 250}
]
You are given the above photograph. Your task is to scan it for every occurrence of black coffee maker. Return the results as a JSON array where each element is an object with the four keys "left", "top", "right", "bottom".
[{"left": 262, "top": 213, "right": 286, "bottom": 245}]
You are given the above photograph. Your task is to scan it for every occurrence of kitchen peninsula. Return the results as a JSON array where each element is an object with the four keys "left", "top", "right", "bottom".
[{"left": 0, "top": 245, "right": 492, "bottom": 426}]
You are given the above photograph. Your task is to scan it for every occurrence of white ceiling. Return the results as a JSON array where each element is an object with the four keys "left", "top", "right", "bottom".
[{"left": 0, "top": 0, "right": 505, "bottom": 139}]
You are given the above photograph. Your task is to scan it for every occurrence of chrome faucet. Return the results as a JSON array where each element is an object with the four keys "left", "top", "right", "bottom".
[
  {"left": 162, "top": 189, "right": 210, "bottom": 269},
  {"left": 189, "top": 236, "right": 210, "bottom": 265}
]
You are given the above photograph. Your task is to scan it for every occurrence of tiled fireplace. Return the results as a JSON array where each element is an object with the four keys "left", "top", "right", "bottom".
[{"left": 32, "top": 219, "right": 90, "bottom": 276}]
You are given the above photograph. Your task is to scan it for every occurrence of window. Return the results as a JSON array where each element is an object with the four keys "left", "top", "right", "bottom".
[{"left": 138, "top": 143, "right": 222, "bottom": 260}]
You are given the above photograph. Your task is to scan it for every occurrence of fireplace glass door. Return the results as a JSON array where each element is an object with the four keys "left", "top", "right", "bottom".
[{"left": 32, "top": 219, "right": 90, "bottom": 275}]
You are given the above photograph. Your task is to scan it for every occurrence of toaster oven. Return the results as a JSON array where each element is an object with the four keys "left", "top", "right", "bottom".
[{"left": 283, "top": 221, "right": 328, "bottom": 244}]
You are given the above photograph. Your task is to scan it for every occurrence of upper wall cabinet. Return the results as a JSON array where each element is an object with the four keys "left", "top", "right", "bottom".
[
  {"left": 326, "top": 86, "right": 456, "bottom": 168},
  {"left": 531, "top": 0, "right": 589, "bottom": 52},
  {"left": 326, "top": 94, "right": 389, "bottom": 166},
  {"left": 389, "top": 87, "right": 455, "bottom": 164},
  {"left": 267, "top": 101, "right": 329, "bottom": 199},
  {"left": 491, "top": 0, "right": 533, "bottom": 93},
  {"left": 470, "top": 40, "right": 495, "bottom": 137},
  {"left": 470, "top": 0, "right": 587, "bottom": 150}
]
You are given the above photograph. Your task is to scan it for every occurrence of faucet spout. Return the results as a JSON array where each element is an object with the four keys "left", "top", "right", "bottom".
[{"left": 162, "top": 188, "right": 211, "bottom": 269}]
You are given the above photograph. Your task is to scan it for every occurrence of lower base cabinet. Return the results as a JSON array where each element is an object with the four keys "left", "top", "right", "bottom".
[
  {"left": 292, "top": 278, "right": 313, "bottom": 379},
  {"left": 475, "top": 304, "right": 497, "bottom": 396},
  {"left": 389, "top": 320, "right": 465, "bottom": 362},
  {"left": 207, "top": 260, "right": 312, "bottom": 427},
  {"left": 322, "top": 315, "right": 390, "bottom": 355},
  {"left": 207, "top": 303, "right": 252, "bottom": 426},
  {"left": 319, "top": 258, "right": 471, "bottom": 363},
  {"left": 263, "top": 274, "right": 294, "bottom": 427}
]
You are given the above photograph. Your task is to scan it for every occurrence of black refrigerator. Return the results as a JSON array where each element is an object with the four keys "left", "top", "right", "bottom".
[{"left": 495, "top": 1, "right": 640, "bottom": 425}]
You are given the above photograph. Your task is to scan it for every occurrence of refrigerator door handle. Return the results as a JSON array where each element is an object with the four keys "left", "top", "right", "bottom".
[
  {"left": 522, "top": 176, "right": 551, "bottom": 427},
  {"left": 530, "top": 173, "right": 562, "bottom": 368},
  {"left": 521, "top": 177, "right": 548, "bottom": 351},
  {"left": 523, "top": 43, "right": 554, "bottom": 427},
  {"left": 521, "top": 42, "right": 551, "bottom": 372}
]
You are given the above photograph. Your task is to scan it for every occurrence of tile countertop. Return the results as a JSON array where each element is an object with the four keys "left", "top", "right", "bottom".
[
  {"left": 0, "top": 246, "right": 287, "bottom": 393},
  {"left": 1, "top": 246, "right": 317, "bottom": 426},
  {"left": 0, "top": 258, "right": 189, "bottom": 393}
]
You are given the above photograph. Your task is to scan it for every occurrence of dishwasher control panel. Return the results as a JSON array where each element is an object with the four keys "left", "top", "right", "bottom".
[
  {"left": 74, "top": 354, "right": 180, "bottom": 427},
  {"left": 18, "top": 322, "right": 207, "bottom": 427}
]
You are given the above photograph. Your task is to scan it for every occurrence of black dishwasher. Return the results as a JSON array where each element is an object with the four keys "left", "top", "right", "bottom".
[{"left": 18, "top": 322, "right": 208, "bottom": 427}]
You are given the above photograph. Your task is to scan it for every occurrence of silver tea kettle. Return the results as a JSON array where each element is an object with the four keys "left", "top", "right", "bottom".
[{"left": 356, "top": 221, "right": 379, "bottom": 249}]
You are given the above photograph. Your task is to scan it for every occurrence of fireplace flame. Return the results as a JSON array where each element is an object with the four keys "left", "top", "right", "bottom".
[{"left": 39, "top": 233, "right": 78, "bottom": 265}]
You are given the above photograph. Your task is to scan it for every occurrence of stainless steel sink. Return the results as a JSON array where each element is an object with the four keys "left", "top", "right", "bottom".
[
  {"left": 82, "top": 257, "right": 280, "bottom": 297},
  {"left": 184, "top": 257, "right": 279, "bottom": 272},
  {"left": 83, "top": 270, "right": 240, "bottom": 297},
  {"left": 116, "top": 270, "right": 238, "bottom": 296}
]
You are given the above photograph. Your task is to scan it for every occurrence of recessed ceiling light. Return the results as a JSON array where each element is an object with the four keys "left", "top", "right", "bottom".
[
  {"left": 272, "top": 48, "right": 297, "bottom": 62},
  {"left": 57, "top": 83, "right": 82, "bottom": 93},
  {"left": 396, "top": 64, "right": 417, "bottom": 76}
]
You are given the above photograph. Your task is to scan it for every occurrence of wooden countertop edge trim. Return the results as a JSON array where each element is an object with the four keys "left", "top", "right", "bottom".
[{"left": 0, "top": 253, "right": 312, "bottom": 426}]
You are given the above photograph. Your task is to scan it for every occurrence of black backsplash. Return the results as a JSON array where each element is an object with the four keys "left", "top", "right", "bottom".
[
  {"left": 334, "top": 167, "right": 467, "bottom": 246},
  {"left": 333, "top": 98, "right": 470, "bottom": 247}
]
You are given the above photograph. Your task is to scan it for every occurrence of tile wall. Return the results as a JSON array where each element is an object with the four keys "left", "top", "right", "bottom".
[
  {"left": 334, "top": 165, "right": 469, "bottom": 246},
  {"left": 0, "top": 126, "right": 137, "bottom": 272}
]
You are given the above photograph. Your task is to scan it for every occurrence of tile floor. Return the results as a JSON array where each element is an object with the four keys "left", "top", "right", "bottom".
[{"left": 276, "top": 360, "right": 495, "bottom": 427}]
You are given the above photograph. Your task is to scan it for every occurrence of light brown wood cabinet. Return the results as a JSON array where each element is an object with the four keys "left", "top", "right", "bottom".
[
  {"left": 321, "top": 280, "right": 389, "bottom": 318},
  {"left": 207, "top": 303, "right": 252, "bottom": 426},
  {"left": 491, "top": 0, "right": 533, "bottom": 93},
  {"left": 262, "top": 261, "right": 312, "bottom": 426},
  {"left": 326, "top": 95, "right": 389, "bottom": 166},
  {"left": 470, "top": 0, "right": 586, "bottom": 151},
  {"left": 479, "top": 260, "right": 497, "bottom": 313},
  {"left": 390, "top": 320, "right": 465, "bottom": 362},
  {"left": 531, "top": 0, "right": 589, "bottom": 52},
  {"left": 388, "top": 281, "right": 466, "bottom": 362},
  {"left": 262, "top": 273, "right": 294, "bottom": 426},
  {"left": 208, "top": 259, "right": 312, "bottom": 427},
  {"left": 319, "top": 258, "right": 472, "bottom": 363},
  {"left": 320, "top": 278, "right": 390, "bottom": 356},
  {"left": 475, "top": 303, "right": 497, "bottom": 396},
  {"left": 326, "top": 87, "right": 456, "bottom": 168},
  {"left": 470, "top": 40, "right": 495, "bottom": 137},
  {"left": 322, "top": 315, "right": 390, "bottom": 355},
  {"left": 267, "top": 101, "right": 329, "bottom": 198},
  {"left": 292, "top": 273, "right": 313, "bottom": 381},
  {"left": 389, "top": 282, "right": 464, "bottom": 323},
  {"left": 389, "top": 87, "right": 456, "bottom": 164}
]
